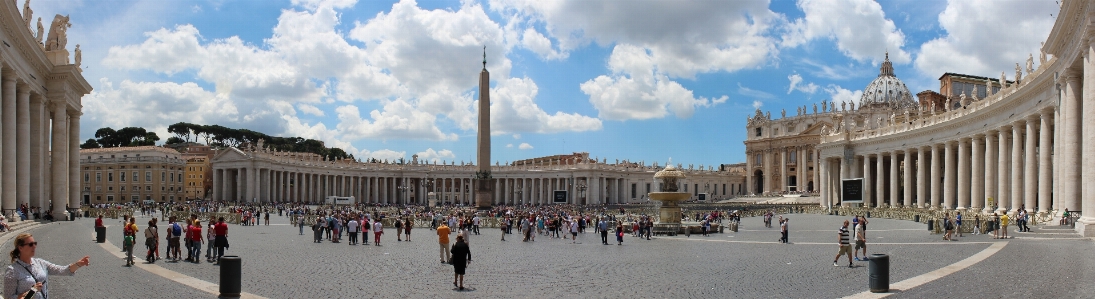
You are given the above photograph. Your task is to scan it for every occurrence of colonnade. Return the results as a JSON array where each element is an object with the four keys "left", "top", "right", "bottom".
[
  {"left": 1, "top": 65, "right": 86, "bottom": 218},
  {"left": 820, "top": 110, "right": 1056, "bottom": 213}
]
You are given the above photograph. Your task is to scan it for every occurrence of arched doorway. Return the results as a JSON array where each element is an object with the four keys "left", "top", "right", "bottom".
[
  {"left": 753, "top": 170, "right": 764, "bottom": 194},
  {"left": 807, "top": 181, "right": 814, "bottom": 192},
  {"left": 789, "top": 176, "right": 797, "bottom": 192}
]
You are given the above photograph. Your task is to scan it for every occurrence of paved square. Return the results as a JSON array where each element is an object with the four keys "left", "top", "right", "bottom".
[{"left": 5, "top": 212, "right": 1095, "bottom": 298}]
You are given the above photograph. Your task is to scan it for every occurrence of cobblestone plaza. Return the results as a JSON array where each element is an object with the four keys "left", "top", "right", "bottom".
[{"left": 5, "top": 213, "right": 1093, "bottom": 298}]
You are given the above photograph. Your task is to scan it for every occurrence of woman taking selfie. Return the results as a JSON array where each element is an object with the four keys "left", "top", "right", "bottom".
[{"left": 4, "top": 233, "right": 90, "bottom": 299}]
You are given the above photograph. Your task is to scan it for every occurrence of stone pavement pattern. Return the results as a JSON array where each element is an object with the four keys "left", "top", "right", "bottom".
[{"left": 5, "top": 213, "right": 1095, "bottom": 298}]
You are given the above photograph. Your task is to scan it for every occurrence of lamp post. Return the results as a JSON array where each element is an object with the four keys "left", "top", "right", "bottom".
[{"left": 397, "top": 178, "right": 411, "bottom": 205}]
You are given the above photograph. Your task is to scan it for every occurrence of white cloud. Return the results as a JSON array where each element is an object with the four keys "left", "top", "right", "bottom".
[
  {"left": 752, "top": 100, "right": 763, "bottom": 110},
  {"left": 518, "top": 143, "right": 533, "bottom": 150},
  {"left": 365, "top": 149, "right": 406, "bottom": 162},
  {"left": 492, "top": 0, "right": 780, "bottom": 77},
  {"left": 92, "top": 0, "right": 598, "bottom": 153},
  {"left": 581, "top": 45, "right": 729, "bottom": 120},
  {"left": 520, "top": 28, "right": 565, "bottom": 60},
  {"left": 297, "top": 104, "right": 325, "bottom": 117},
  {"left": 782, "top": 0, "right": 910, "bottom": 64},
  {"left": 738, "top": 82, "right": 775, "bottom": 99},
  {"left": 825, "top": 85, "right": 864, "bottom": 108},
  {"left": 914, "top": 0, "right": 1057, "bottom": 78},
  {"left": 415, "top": 148, "right": 455, "bottom": 163},
  {"left": 491, "top": 77, "right": 602, "bottom": 134},
  {"left": 512, "top": 134, "right": 521, "bottom": 139},
  {"left": 787, "top": 73, "right": 818, "bottom": 94}
]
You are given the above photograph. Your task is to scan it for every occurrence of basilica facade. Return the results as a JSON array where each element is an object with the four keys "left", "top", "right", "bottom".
[{"left": 810, "top": 0, "right": 1095, "bottom": 236}]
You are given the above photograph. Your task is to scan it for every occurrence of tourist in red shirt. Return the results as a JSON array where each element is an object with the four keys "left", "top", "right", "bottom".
[
  {"left": 94, "top": 215, "right": 103, "bottom": 228},
  {"left": 213, "top": 217, "right": 229, "bottom": 264},
  {"left": 189, "top": 221, "right": 203, "bottom": 264}
]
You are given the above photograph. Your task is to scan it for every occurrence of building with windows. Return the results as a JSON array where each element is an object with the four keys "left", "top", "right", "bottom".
[
  {"left": 79, "top": 146, "right": 186, "bottom": 204},
  {"left": 1, "top": 2, "right": 92, "bottom": 216},
  {"left": 184, "top": 156, "right": 210, "bottom": 200},
  {"left": 212, "top": 147, "right": 743, "bottom": 205},
  {"left": 811, "top": 0, "right": 1095, "bottom": 236}
]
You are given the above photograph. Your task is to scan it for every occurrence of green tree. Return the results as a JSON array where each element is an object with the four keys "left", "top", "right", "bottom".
[
  {"left": 165, "top": 136, "right": 185, "bottom": 145},
  {"left": 79, "top": 138, "right": 101, "bottom": 149}
]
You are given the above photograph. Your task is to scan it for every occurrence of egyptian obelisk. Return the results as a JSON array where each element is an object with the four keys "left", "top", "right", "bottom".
[{"left": 475, "top": 46, "right": 494, "bottom": 209}]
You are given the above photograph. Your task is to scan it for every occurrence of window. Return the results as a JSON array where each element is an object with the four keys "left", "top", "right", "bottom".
[
  {"left": 755, "top": 154, "right": 762, "bottom": 165},
  {"left": 107, "top": 172, "right": 114, "bottom": 182},
  {"left": 631, "top": 183, "right": 636, "bottom": 199},
  {"left": 162, "top": 186, "right": 166, "bottom": 191},
  {"left": 723, "top": 184, "right": 726, "bottom": 195},
  {"left": 107, "top": 195, "right": 114, "bottom": 202},
  {"left": 694, "top": 184, "right": 698, "bottom": 195},
  {"left": 133, "top": 172, "right": 138, "bottom": 182},
  {"left": 132, "top": 196, "right": 139, "bottom": 202},
  {"left": 96, "top": 196, "right": 101, "bottom": 202},
  {"left": 121, "top": 186, "right": 126, "bottom": 191},
  {"left": 107, "top": 186, "right": 113, "bottom": 191},
  {"left": 84, "top": 173, "right": 89, "bottom": 182},
  {"left": 162, "top": 172, "right": 166, "bottom": 182},
  {"left": 170, "top": 173, "right": 174, "bottom": 182},
  {"left": 790, "top": 150, "right": 797, "bottom": 163},
  {"left": 755, "top": 127, "right": 761, "bottom": 137},
  {"left": 645, "top": 183, "right": 651, "bottom": 194},
  {"left": 121, "top": 172, "right": 126, "bottom": 182},
  {"left": 96, "top": 172, "right": 101, "bottom": 182},
  {"left": 684, "top": 184, "right": 688, "bottom": 192},
  {"left": 146, "top": 171, "right": 152, "bottom": 182},
  {"left": 146, "top": 186, "right": 151, "bottom": 191}
]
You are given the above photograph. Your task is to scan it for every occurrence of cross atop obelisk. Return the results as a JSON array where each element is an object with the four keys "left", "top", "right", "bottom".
[{"left": 475, "top": 46, "right": 494, "bottom": 209}]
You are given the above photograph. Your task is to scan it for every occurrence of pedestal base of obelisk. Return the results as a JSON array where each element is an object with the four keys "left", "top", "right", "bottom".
[{"left": 476, "top": 179, "right": 495, "bottom": 210}]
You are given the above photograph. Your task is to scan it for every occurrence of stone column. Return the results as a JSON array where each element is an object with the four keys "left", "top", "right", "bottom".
[
  {"left": 930, "top": 144, "right": 942, "bottom": 209},
  {"left": 28, "top": 95, "right": 43, "bottom": 208},
  {"left": 875, "top": 153, "right": 884, "bottom": 207},
  {"left": 799, "top": 148, "right": 807, "bottom": 192},
  {"left": 2, "top": 74, "right": 15, "bottom": 214},
  {"left": 863, "top": 155, "right": 872, "bottom": 207},
  {"left": 917, "top": 146, "right": 928, "bottom": 208},
  {"left": 1024, "top": 116, "right": 1038, "bottom": 210},
  {"left": 763, "top": 151, "right": 772, "bottom": 194},
  {"left": 16, "top": 85, "right": 29, "bottom": 209},
  {"left": 1039, "top": 111, "right": 1053, "bottom": 212},
  {"left": 998, "top": 127, "right": 1011, "bottom": 212},
  {"left": 958, "top": 138, "right": 970, "bottom": 210},
  {"left": 985, "top": 132, "right": 998, "bottom": 213},
  {"left": 903, "top": 149, "right": 913, "bottom": 207},
  {"left": 889, "top": 151, "right": 899, "bottom": 207},
  {"left": 745, "top": 151, "right": 753, "bottom": 195},
  {"left": 68, "top": 112, "right": 80, "bottom": 209},
  {"left": 1062, "top": 73, "right": 1082, "bottom": 211},
  {"left": 820, "top": 157, "right": 829, "bottom": 207},
  {"left": 49, "top": 101, "right": 68, "bottom": 218},
  {"left": 814, "top": 148, "right": 821, "bottom": 193},
  {"left": 1083, "top": 45, "right": 1095, "bottom": 235},
  {"left": 1011, "top": 122, "right": 1024, "bottom": 212},
  {"left": 971, "top": 136, "right": 984, "bottom": 211},
  {"left": 943, "top": 141, "right": 956, "bottom": 210}
]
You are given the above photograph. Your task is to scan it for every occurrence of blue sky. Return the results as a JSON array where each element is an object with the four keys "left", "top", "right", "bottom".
[{"left": 31, "top": 0, "right": 1059, "bottom": 166}]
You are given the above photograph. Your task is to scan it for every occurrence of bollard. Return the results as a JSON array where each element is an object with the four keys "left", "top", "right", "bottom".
[
  {"left": 95, "top": 226, "right": 106, "bottom": 243},
  {"left": 927, "top": 219, "right": 934, "bottom": 231},
  {"left": 913, "top": 215, "right": 920, "bottom": 223},
  {"left": 219, "top": 256, "right": 242, "bottom": 298},
  {"left": 866, "top": 211, "right": 871, "bottom": 218},
  {"left": 868, "top": 254, "right": 890, "bottom": 293}
]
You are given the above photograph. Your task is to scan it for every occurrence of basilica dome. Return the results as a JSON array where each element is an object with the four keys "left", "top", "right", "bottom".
[{"left": 859, "top": 53, "right": 916, "bottom": 109}]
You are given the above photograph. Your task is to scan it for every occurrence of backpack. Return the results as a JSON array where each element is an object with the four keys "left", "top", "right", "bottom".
[{"left": 172, "top": 223, "right": 182, "bottom": 236}]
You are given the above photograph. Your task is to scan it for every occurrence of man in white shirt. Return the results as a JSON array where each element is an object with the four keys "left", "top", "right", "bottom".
[
  {"left": 347, "top": 218, "right": 360, "bottom": 245},
  {"left": 472, "top": 215, "right": 481, "bottom": 235}
]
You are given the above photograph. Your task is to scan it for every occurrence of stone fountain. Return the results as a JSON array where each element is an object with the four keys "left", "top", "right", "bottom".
[{"left": 649, "top": 164, "right": 689, "bottom": 233}]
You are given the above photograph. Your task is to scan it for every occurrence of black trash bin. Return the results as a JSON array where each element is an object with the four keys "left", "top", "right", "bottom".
[
  {"left": 927, "top": 219, "right": 934, "bottom": 231},
  {"left": 866, "top": 211, "right": 871, "bottom": 218},
  {"left": 95, "top": 226, "right": 106, "bottom": 243},
  {"left": 84, "top": 210, "right": 89, "bottom": 218},
  {"left": 913, "top": 215, "right": 920, "bottom": 223},
  {"left": 868, "top": 254, "right": 890, "bottom": 293},
  {"left": 220, "top": 256, "right": 242, "bottom": 298}
]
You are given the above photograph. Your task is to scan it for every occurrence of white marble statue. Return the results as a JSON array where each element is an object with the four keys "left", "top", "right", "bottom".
[
  {"left": 850, "top": 101, "right": 856, "bottom": 111},
  {"left": 904, "top": 109, "right": 910, "bottom": 121},
  {"left": 890, "top": 113, "right": 896, "bottom": 125},
  {"left": 841, "top": 101, "right": 847, "bottom": 111},
  {"left": 74, "top": 44, "right": 81, "bottom": 69},
  {"left": 35, "top": 17, "right": 43, "bottom": 45},
  {"left": 22, "top": 0, "right": 32, "bottom": 29},
  {"left": 813, "top": 103, "right": 818, "bottom": 114},
  {"left": 1015, "top": 63, "right": 1023, "bottom": 84},
  {"left": 986, "top": 79, "right": 993, "bottom": 96},
  {"left": 781, "top": 109, "right": 786, "bottom": 118},
  {"left": 822, "top": 101, "right": 828, "bottom": 112},
  {"left": 1027, "top": 53, "right": 1034, "bottom": 74},
  {"left": 45, "top": 14, "right": 70, "bottom": 51},
  {"left": 1040, "top": 42, "right": 1047, "bottom": 65},
  {"left": 1000, "top": 72, "right": 1007, "bottom": 89}
]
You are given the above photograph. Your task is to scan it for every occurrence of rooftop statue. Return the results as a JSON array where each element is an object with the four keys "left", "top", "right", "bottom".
[
  {"left": 22, "top": 0, "right": 32, "bottom": 29},
  {"left": 1040, "top": 42, "right": 1047, "bottom": 65},
  {"left": 813, "top": 103, "right": 818, "bottom": 114},
  {"left": 1000, "top": 72, "right": 1007, "bottom": 89},
  {"left": 1026, "top": 53, "right": 1034, "bottom": 74},
  {"left": 35, "top": 17, "right": 43, "bottom": 45},
  {"left": 841, "top": 101, "right": 847, "bottom": 111},
  {"left": 45, "top": 14, "right": 70, "bottom": 51},
  {"left": 781, "top": 109, "right": 786, "bottom": 118}
]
